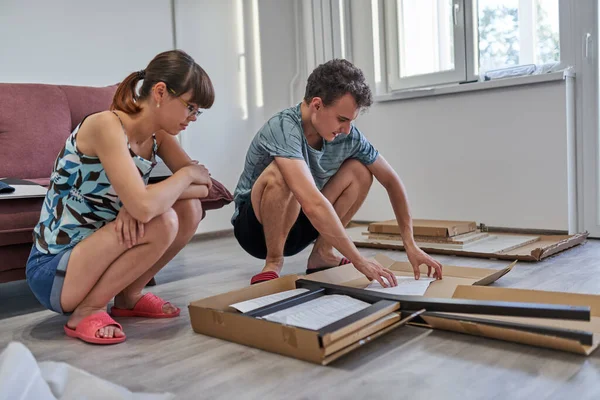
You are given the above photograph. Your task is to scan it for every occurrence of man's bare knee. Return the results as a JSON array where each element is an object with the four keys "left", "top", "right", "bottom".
[
  {"left": 263, "top": 162, "right": 292, "bottom": 194},
  {"left": 252, "top": 162, "right": 296, "bottom": 223},
  {"left": 340, "top": 159, "right": 373, "bottom": 186}
]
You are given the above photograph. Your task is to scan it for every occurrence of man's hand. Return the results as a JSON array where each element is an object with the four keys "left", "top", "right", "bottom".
[
  {"left": 353, "top": 258, "right": 398, "bottom": 288},
  {"left": 115, "top": 206, "right": 144, "bottom": 248},
  {"left": 406, "top": 246, "right": 443, "bottom": 280}
]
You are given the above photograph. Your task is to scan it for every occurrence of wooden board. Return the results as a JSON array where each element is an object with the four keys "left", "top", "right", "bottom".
[
  {"left": 460, "top": 234, "right": 540, "bottom": 253},
  {"left": 358, "top": 227, "right": 540, "bottom": 250},
  {"left": 359, "top": 229, "right": 538, "bottom": 252},
  {"left": 364, "top": 230, "right": 491, "bottom": 245}
]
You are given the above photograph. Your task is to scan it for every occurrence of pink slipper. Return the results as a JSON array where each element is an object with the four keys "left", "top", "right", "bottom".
[
  {"left": 110, "top": 293, "right": 181, "bottom": 318},
  {"left": 64, "top": 312, "right": 126, "bottom": 345},
  {"left": 250, "top": 271, "right": 279, "bottom": 285},
  {"left": 305, "top": 257, "right": 352, "bottom": 275},
  {"left": 339, "top": 257, "right": 351, "bottom": 266}
]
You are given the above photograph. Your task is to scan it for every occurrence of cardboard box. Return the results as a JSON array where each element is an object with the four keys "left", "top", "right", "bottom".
[
  {"left": 305, "top": 254, "right": 515, "bottom": 299},
  {"left": 188, "top": 275, "right": 415, "bottom": 365},
  {"left": 369, "top": 219, "right": 477, "bottom": 237},
  {"left": 349, "top": 225, "right": 588, "bottom": 261},
  {"left": 188, "top": 255, "right": 514, "bottom": 364},
  {"left": 420, "top": 285, "right": 600, "bottom": 355}
]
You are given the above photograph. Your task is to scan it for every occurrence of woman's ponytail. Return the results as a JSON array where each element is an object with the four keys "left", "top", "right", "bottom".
[{"left": 110, "top": 70, "right": 145, "bottom": 114}]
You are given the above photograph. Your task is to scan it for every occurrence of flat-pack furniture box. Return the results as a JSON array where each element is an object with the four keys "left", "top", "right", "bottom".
[
  {"left": 369, "top": 219, "right": 477, "bottom": 237},
  {"left": 188, "top": 255, "right": 516, "bottom": 364}
]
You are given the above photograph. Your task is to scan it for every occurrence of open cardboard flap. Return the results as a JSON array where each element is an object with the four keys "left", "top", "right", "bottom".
[
  {"left": 421, "top": 285, "right": 600, "bottom": 355},
  {"left": 348, "top": 225, "right": 588, "bottom": 261},
  {"left": 304, "top": 254, "right": 516, "bottom": 298}
]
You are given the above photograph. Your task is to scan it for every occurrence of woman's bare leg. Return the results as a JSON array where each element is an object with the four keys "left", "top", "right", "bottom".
[
  {"left": 114, "top": 199, "right": 204, "bottom": 313},
  {"left": 60, "top": 209, "right": 179, "bottom": 338}
]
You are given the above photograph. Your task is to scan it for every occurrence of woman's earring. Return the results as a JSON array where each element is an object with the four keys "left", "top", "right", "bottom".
[{"left": 157, "top": 103, "right": 160, "bottom": 108}]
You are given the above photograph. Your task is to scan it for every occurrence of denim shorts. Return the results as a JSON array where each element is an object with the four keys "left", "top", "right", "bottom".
[{"left": 26, "top": 244, "right": 73, "bottom": 314}]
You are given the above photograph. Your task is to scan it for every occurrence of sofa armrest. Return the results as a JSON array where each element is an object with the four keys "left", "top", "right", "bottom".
[{"left": 0, "top": 227, "right": 34, "bottom": 246}]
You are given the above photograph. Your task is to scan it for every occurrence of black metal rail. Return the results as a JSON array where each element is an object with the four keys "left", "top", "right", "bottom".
[
  {"left": 294, "top": 279, "right": 591, "bottom": 321},
  {"left": 421, "top": 311, "right": 594, "bottom": 345}
]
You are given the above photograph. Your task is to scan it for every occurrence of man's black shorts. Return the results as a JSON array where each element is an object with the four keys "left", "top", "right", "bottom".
[{"left": 233, "top": 200, "right": 319, "bottom": 260}]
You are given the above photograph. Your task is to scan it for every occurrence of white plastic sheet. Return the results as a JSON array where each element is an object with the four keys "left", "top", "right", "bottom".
[{"left": 0, "top": 342, "right": 174, "bottom": 400}]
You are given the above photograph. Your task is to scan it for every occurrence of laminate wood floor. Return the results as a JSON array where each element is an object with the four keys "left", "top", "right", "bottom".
[{"left": 2, "top": 234, "right": 600, "bottom": 399}]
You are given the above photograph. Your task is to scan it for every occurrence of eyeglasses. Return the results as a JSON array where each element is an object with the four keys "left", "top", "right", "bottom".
[{"left": 168, "top": 87, "right": 203, "bottom": 117}]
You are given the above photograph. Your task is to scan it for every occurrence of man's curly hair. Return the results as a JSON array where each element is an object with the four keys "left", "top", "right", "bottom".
[{"left": 304, "top": 59, "right": 373, "bottom": 109}]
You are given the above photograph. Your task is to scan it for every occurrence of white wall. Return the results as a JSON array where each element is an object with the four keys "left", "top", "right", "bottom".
[
  {"left": 0, "top": 0, "right": 174, "bottom": 85},
  {"left": 348, "top": 0, "right": 569, "bottom": 230},
  {"left": 352, "top": 84, "right": 569, "bottom": 230},
  {"left": 258, "top": 0, "right": 304, "bottom": 116},
  {"left": 175, "top": 0, "right": 300, "bottom": 233}
]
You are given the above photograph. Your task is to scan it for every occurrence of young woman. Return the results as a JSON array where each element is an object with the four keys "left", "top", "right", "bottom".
[{"left": 26, "top": 50, "right": 215, "bottom": 344}]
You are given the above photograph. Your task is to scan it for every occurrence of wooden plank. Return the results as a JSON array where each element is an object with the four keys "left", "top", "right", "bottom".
[
  {"left": 360, "top": 225, "right": 540, "bottom": 253},
  {"left": 364, "top": 230, "right": 491, "bottom": 245},
  {"left": 466, "top": 235, "right": 540, "bottom": 254}
]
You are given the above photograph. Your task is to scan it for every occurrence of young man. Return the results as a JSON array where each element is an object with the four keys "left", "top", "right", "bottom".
[{"left": 232, "top": 59, "right": 443, "bottom": 287}]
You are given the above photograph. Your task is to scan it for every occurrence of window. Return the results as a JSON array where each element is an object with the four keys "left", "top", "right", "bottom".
[
  {"left": 478, "top": 0, "right": 559, "bottom": 72},
  {"left": 383, "top": 0, "right": 467, "bottom": 90},
  {"left": 380, "top": 0, "right": 561, "bottom": 91}
]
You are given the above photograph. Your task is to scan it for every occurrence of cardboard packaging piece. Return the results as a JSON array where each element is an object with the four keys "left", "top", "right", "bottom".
[
  {"left": 188, "top": 254, "right": 514, "bottom": 364},
  {"left": 369, "top": 219, "right": 477, "bottom": 237},
  {"left": 304, "top": 254, "right": 515, "bottom": 299},
  {"left": 421, "top": 285, "right": 600, "bottom": 355},
  {"left": 350, "top": 226, "right": 588, "bottom": 262}
]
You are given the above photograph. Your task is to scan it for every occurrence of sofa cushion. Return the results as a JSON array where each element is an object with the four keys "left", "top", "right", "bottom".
[
  {"left": 0, "top": 83, "right": 72, "bottom": 179},
  {"left": 0, "top": 228, "right": 34, "bottom": 247},
  {"left": 59, "top": 84, "right": 118, "bottom": 131}
]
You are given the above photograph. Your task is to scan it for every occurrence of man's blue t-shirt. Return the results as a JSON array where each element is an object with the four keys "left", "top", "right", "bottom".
[{"left": 231, "top": 103, "right": 379, "bottom": 223}]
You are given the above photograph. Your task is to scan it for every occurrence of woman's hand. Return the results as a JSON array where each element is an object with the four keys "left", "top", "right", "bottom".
[
  {"left": 185, "top": 160, "right": 212, "bottom": 189},
  {"left": 115, "top": 206, "right": 144, "bottom": 248}
]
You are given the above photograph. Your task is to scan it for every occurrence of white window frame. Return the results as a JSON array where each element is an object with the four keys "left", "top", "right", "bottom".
[
  {"left": 380, "top": 0, "right": 566, "bottom": 93},
  {"left": 304, "top": 0, "right": 353, "bottom": 74},
  {"left": 384, "top": 0, "right": 468, "bottom": 91}
]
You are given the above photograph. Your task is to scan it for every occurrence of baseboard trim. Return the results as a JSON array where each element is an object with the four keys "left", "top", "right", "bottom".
[{"left": 191, "top": 228, "right": 234, "bottom": 241}]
